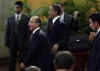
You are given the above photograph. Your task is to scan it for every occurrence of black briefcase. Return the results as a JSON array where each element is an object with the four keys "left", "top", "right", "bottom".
[{"left": 68, "top": 34, "right": 90, "bottom": 52}]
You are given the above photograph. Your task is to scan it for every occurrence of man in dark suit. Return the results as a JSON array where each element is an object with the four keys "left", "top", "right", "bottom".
[
  {"left": 47, "top": 5, "right": 68, "bottom": 53},
  {"left": 20, "top": 16, "right": 53, "bottom": 71},
  {"left": 88, "top": 13, "right": 100, "bottom": 71},
  {"left": 47, "top": 3, "right": 74, "bottom": 51},
  {"left": 55, "top": 3, "right": 79, "bottom": 32},
  {"left": 5, "top": 1, "right": 29, "bottom": 71}
]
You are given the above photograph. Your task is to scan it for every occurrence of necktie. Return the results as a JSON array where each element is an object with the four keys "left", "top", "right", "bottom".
[
  {"left": 16, "top": 15, "right": 19, "bottom": 24},
  {"left": 15, "top": 15, "right": 19, "bottom": 35}
]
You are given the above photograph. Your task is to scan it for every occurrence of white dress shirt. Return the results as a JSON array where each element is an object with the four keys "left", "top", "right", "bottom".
[
  {"left": 32, "top": 27, "right": 40, "bottom": 35},
  {"left": 53, "top": 16, "right": 60, "bottom": 24},
  {"left": 60, "top": 12, "right": 64, "bottom": 23},
  {"left": 96, "top": 28, "right": 100, "bottom": 36},
  {"left": 15, "top": 12, "right": 23, "bottom": 21}
]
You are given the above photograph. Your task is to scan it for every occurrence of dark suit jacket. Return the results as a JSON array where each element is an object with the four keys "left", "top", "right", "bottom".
[
  {"left": 47, "top": 14, "right": 73, "bottom": 37},
  {"left": 46, "top": 14, "right": 74, "bottom": 50},
  {"left": 61, "top": 13, "right": 73, "bottom": 41},
  {"left": 5, "top": 14, "right": 29, "bottom": 47},
  {"left": 46, "top": 18, "right": 53, "bottom": 36},
  {"left": 24, "top": 29, "right": 53, "bottom": 71},
  {"left": 64, "top": 13, "right": 73, "bottom": 32},
  {"left": 88, "top": 31, "right": 100, "bottom": 71},
  {"left": 47, "top": 18, "right": 68, "bottom": 50},
  {"left": 5, "top": 14, "right": 30, "bottom": 61}
]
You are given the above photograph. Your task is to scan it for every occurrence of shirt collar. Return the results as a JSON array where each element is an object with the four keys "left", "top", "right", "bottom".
[
  {"left": 61, "top": 12, "right": 64, "bottom": 18},
  {"left": 60, "top": 12, "right": 64, "bottom": 23},
  {"left": 32, "top": 27, "right": 40, "bottom": 34},
  {"left": 53, "top": 16, "right": 60, "bottom": 24},
  {"left": 15, "top": 12, "right": 23, "bottom": 20},
  {"left": 96, "top": 28, "right": 100, "bottom": 36}
]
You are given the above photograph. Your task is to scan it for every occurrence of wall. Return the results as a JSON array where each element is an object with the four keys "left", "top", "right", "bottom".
[
  {"left": 0, "top": 0, "right": 14, "bottom": 48},
  {"left": 27, "top": 0, "right": 53, "bottom": 9}
]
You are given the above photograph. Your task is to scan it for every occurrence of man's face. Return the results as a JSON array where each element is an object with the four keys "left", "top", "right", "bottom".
[
  {"left": 48, "top": 6, "right": 57, "bottom": 18},
  {"left": 15, "top": 5, "right": 23, "bottom": 14},
  {"left": 28, "top": 18, "right": 38, "bottom": 31},
  {"left": 89, "top": 19, "right": 98, "bottom": 31}
]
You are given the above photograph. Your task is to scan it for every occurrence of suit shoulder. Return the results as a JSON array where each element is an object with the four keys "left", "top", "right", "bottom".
[
  {"left": 64, "top": 13, "right": 73, "bottom": 24},
  {"left": 7, "top": 15, "right": 14, "bottom": 19},
  {"left": 65, "top": 14, "right": 73, "bottom": 19},
  {"left": 23, "top": 14, "right": 29, "bottom": 18},
  {"left": 6, "top": 15, "right": 14, "bottom": 23},
  {"left": 23, "top": 14, "right": 30, "bottom": 21},
  {"left": 39, "top": 30, "right": 48, "bottom": 43},
  {"left": 39, "top": 30, "right": 47, "bottom": 38}
]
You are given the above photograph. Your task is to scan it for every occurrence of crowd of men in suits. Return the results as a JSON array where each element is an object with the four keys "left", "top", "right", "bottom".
[{"left": 5, "top": 1, "right": 100, "bottom": 71}]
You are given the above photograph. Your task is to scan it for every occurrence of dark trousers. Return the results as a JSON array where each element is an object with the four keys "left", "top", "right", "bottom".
[
  {"left": 8, "top": 47, "right": 18, "bottom": 71},
  {"left": 8, "top": 39, "right": 27, "bottom": 71},
  {"left": 8, "top": 37, "right": 22, "bottom": 71}
]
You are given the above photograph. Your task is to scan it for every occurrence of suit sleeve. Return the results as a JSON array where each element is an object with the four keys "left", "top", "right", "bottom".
[
  {"left": 49, "top": 24, "right": 61, "bottom": 47},
  {"left": 5, "top": 17, "right": 10, "bottom": 47},
  {"left": 95, "top": 38, "right": 100, "bottom": 71}
]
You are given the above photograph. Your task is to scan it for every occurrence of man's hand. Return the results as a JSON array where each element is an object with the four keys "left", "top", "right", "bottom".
[
  {"left": 48, "top": 11, "right": 54, "bottom": 19},
  {"left": 20, "top": 62, "right": 26, "bottom": 69},
  {"left": 48, "top": 15, "right": 54, "bottom": 19},
  {"left": 51, "top": 44, "right": 59, "bottom": 54},
  {"left": 89, "top": 32, "right": 96, "bottom": 40}
]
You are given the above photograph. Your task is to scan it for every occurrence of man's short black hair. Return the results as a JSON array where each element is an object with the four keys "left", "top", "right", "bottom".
[
  {"left": 15, "top": 1, "right": 24, "bottom": 7},
  {"left": 89, "top": 13, "right": 100, "bottom": 24},
  {"left": 51, "top": 5, "right": 61, "bottom": 15},
  {"left": 54, "top": 51, "right": 75, "bottom": 69},
  {"left": 55, "top": 2, "right": 64, "bottom": 7}
]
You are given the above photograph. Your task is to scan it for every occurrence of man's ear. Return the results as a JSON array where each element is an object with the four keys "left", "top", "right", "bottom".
[
  {"left": 62, "top": 6, "right": 64, "bottom": 9},
  {"left": 95, "top": 21, "right": 99, "bottom": 25},
  {"left": 93, "top": 21, "right": 98, "bottom": 27},
  {"left": 56, "top": 11, "right": 58, "bottom": 15},
  {"left": 36, "top": 23, "right": 40, "bottom": 26}
]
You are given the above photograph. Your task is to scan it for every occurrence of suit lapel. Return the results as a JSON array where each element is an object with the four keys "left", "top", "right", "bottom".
[
  {"left": 54, "top": 18, "right": 60, "bottom": 25},
  {"left": 12, "top": 15, "right": 16, "bottom": 24},
  {"left": 32, "top": 29, "right": 40, "bottom": 40},
  {"left": 94, "top": 31, "right": 100, "bottom": 43},
  {"left": 20, "top": 14, "right": 26, "bottom": 22},
  {"left": 20, "top": 14, "right": 24, "bottom": 21},
  {"left": 11, "top": 15, "right": 17, "bottom": 31}
]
